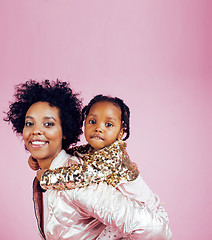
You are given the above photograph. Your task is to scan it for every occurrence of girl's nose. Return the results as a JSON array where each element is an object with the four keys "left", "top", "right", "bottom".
[{"left": 95, "top": 126, "right": 103, "bottom": 133}]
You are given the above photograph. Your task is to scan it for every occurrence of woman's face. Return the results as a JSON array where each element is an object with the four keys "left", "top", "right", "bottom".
[{"left": 23, "top": 101, "right": 63, "bottom": 169}]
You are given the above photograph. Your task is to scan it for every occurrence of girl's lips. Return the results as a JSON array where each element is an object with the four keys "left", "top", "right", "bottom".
[
  {"left": 91, "top": 135, "right": 104, "bottom": 140},
  {"left": 30, "top": 140, "right": 48, "bottom": 148}
]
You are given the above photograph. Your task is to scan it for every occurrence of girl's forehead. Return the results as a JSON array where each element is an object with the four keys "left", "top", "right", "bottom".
[
  {"left": 90, "top": 101, "right": 120, "bottom": 110},
  {"left": 88, "top": 101, "right": 122, "bottom": 118}
]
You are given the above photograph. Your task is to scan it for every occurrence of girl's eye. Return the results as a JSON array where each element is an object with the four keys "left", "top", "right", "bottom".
[
  {"left": 44, "top": 122, "right": 54, "bottom": 127},
  {"left": 89, "top": 119, "right": 96, "bottom": 124},
  {"left": 106, "top": 122, "right": 113, "bottom": 127},
  {"left": 25, "top": 121, "right": 33, "bottom": 127}
]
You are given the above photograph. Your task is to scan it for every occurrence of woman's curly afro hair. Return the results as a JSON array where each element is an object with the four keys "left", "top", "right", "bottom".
[{"left": 4, "top": 79, "right": 83, "bottom": 149}]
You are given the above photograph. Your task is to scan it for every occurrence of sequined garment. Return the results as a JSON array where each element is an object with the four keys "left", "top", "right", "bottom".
[{"left": 40, "top": 140, "right": 139, "bottom": 190}]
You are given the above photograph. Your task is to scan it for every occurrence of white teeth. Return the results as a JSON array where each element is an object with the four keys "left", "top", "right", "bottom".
[
  {"left": 31, "top": 141, "right": 46, "bottom": 145},
  {"left": 93, "top": 137, "right": 102, "bottom": 140}
]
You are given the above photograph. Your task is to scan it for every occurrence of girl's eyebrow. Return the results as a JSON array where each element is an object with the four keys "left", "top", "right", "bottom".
[
  {"left": 107, "top": 117, "right": 116, "bottom": 120},
  {"left": 25, "top": 116, "right": 33, "bottom": 119},
  {"left": 87, "top": 113, "right": 117, "bottom": 120},
  {"left": 87, "top": 114, "right": 116, "bottom": 121},
  {"left": 106, "top": 116, "right": 117, "bottom": 121},
  {"left": 87, "top": 114, "right": 96, "bottom": 117}
]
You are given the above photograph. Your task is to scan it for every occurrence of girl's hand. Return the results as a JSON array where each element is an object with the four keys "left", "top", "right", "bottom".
[
  {"left": 37, "top": 169, "right": 47, "bottom": 181},
  {"left": 28, "top": 156, "right": 40, "bottom": 171}
]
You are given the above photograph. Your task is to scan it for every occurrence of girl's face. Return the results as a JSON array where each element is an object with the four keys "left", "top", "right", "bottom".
[
  {"left": 23, "top": 101, "right": 63, "bottom": 169},
  {"left": 84, "top": 101, "right": 124, "bottom": 150}
]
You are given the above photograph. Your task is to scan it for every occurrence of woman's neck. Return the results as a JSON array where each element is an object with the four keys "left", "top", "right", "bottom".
[
  {"left": 37, "top": 158, "right": 53, "bottom": 170},
  {"left": 36, "top": 151, "right": 62, "bottom": 169}
]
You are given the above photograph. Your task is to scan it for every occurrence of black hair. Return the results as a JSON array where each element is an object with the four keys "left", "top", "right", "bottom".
[
  {"left": 4, "top": 79, "right": 83, "bottom": 149},
  {"left": 82, "top": 94, "right": 130, "bottom": 140}
]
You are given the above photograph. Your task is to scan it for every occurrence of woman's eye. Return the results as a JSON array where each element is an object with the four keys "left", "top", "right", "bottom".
[
  {"left": 44, "top": 122, "right": 54, "bottom": 127},
  {"left": 25, "top": 121, "right": 33, "bottom": 127},
  {"left": 89, "top": 120, "right": 96, "bottom": 124},
  {"left": 106, "top": 122, "right": 113, "bottom": 127}
]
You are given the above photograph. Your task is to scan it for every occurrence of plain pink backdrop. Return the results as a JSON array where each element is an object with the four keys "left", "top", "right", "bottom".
[{"left": 0, "top": 1, "right": 211, "bottom": 239}]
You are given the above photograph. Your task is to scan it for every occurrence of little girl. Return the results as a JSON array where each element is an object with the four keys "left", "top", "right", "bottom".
[
  {"left": 30, "top": 94, "right": 172, "bottom": 239},
  {"left": 36, "top": 94, "right": 139, "bottom": 191}
]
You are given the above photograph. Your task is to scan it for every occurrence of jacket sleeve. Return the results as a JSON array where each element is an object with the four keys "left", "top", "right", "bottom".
[
  {"left": 40, "top": 165, "right": 91, "bottom": 190},
  {"left": 116, "top": 175, "right": 170, "bottom": 224},
  {"left": 39, "top": 163, "right": 122, "bottom": 190},
  {"left": 39, "top": 158, "right": 135, "bottom": 190},
  {"left": 71, "top": 182, "right": 172, "bottom": 239}
]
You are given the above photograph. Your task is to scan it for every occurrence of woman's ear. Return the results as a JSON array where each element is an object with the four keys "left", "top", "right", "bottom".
[{"left": 63, "top": 136, "right": 67, "bottom": 139}]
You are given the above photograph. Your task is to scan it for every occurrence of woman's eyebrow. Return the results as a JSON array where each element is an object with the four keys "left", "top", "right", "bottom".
[
  {"left": 43, "top": 116, "right": 56, "bottom": 121},
  {"left": 25, "top": 116, "right": 56, "bottom": 121}
]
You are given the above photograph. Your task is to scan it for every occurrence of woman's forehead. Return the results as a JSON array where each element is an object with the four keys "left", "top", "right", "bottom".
[{"left": 26, "top": 102, "right": 60, "bottom": 119}]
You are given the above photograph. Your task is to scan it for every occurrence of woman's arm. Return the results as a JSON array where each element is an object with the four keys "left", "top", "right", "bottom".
[{"left": 71, "top": 182, "right": 172, "bottom": 239}]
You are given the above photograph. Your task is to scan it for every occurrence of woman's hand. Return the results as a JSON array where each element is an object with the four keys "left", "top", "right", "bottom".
[
  {"left": 28, "top": 156, "right": 40, "bottom": 170},
  {"left": 36, "top": 169, "right": 47, "bottom": 181}
]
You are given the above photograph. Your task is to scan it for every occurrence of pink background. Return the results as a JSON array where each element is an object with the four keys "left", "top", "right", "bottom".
[{"left": 0, "top": 1, "right": 212, "bottom": 239}]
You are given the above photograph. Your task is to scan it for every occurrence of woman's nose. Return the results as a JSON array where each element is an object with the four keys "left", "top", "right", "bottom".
[{"left": 32, "top": 125, "right": 43, "bottom": 135}]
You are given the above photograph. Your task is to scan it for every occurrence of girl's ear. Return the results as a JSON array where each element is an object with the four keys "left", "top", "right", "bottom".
[
  {"left": 63, "top": 136, "right": 67, "bottom": 139},
  {"left": 118, "top": 128, "right": 125, "bottom": 140}
]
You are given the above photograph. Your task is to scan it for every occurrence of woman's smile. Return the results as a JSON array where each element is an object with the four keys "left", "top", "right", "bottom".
[{"left": 29, "top": 139, "right": 48, "bottom": 148}]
